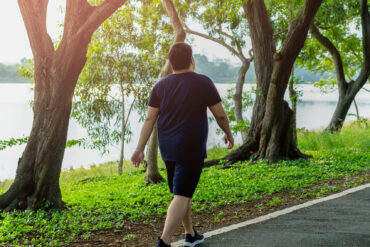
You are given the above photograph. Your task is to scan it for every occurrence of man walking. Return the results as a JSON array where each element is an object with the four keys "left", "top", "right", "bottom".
[{"left": 131, "top": 42, "right": 234, "bottom": 247}]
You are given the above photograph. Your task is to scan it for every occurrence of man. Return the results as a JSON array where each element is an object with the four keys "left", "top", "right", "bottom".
[{"left": 131, "top": 42, "right": 234, "bottom": 247}]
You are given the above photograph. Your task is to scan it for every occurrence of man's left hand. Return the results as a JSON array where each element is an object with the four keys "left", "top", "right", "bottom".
[{"left": 131, "top": 149, "right": 144, "bottom": 168}]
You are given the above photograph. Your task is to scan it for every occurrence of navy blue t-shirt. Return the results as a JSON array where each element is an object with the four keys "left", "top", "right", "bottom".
[{"left": 148, "top": 72, "right": 221, "bottom": 162}]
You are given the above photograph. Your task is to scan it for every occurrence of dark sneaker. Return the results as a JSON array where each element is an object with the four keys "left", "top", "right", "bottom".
[
  {"left": 183, "top": 230, "right": 204, "bottom": 246},
  {"left": 157, "top": 237, "right": 171, "bottom": 247}
]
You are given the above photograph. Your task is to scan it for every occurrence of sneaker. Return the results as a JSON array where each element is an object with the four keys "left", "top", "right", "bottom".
[
  {"left": 183, "top": 230, "right": 204, "bottom": 247},
  {"left": 157, "top": 237, "right": 171, "bottom": 247}
]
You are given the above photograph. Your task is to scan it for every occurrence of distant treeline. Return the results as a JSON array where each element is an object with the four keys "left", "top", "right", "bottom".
[
  {"left": 0, "top": 54, "right": 324, "bottom": 84},
  {"left": 193, "top": 54, "right": 325, "bottom": 84},
  {"left": 0, "top": 60, "right": 29, "bottom": 83}
]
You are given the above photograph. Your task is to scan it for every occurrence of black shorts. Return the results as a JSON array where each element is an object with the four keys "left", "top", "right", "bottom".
[{"left": 164, "top": 159, "right": 204, "bottom": 198}]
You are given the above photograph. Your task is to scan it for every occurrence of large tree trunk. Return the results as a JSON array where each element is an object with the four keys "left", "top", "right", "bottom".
[
  {"left": 234, "top": 59, "right": 251, "bottom": 143},
  {"left": 145, "top": 0, "right": 186, "bottom": 184},
  {"left": 310, "top": 0, "right": 369, "bottom": 132},
  {"left": 0, "top": 79, "right": 73, "bottom": 210},
  {"left": 0, "top": 0, "right": 127, "bottom": 211},
  {"left": 205, "top": 0, "right": 321, "bottom": 166}
]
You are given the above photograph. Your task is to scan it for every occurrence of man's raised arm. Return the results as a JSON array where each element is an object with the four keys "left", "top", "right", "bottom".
[
  {"left": 131, "top": 106, "right": 159, "bottom": 167},
  {"left": 209, "top": 102, "right": 234, "bottom": 149}
]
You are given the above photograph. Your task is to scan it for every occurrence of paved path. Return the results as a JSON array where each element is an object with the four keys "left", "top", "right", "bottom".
[
  {"left": 200, "top": 187, "right": 370, "bottom": 247},
  {"left": 169, "top": 185, "right": 370, "bottom": 247}
]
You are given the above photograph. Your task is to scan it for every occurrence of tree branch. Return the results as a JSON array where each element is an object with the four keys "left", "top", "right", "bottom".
[
  {"left": 352, "top": 0, "right": 370, "bottom": 94},
  {"left": 273, "top": 0, "right": 323, "bottom": 89},
  {"left": 63, "top": 0, "right": 127, "bottom": 41},
  {"left": 159, "top": 0, "right": 187, "bottom": 78},
  {"left": 218, "top": 28, "right": 250, "bottom": 61},
  {"left": 81, "top": 0, "right": 128, "bottom": 36},
  {"left": 273, "top": 29, "right": 288, "bottom": 37},
  {"left": 18, "top": 0, "right": 54, "bottom": 59},
  {"left": 163, "top": 0, "right": 186, "bottom": 43},
  {"left": 183, "top": 23, "right": 244, "bottom": 61},
  {"left": 310, "top": 24, "right": 347, "bottom": 94}
]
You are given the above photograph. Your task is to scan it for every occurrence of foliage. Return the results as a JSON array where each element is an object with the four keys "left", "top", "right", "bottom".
[
  {"left": 185, "top": 0, "right": 248, "bottom": 54},
  {"left": 297, "top": 0, "right": 364, "bottom": 84},
  {"left": 1, "top": 123, "right": 369, "bottom": 246},
  {"left": 0, "top": 137, "right": 101, "bottom": 151},
  {"left": 0, "top": 137, "right": 28, "bottom": 151},
  {"left": 210, "top": 86, "right": 254, "bottom": 137}
]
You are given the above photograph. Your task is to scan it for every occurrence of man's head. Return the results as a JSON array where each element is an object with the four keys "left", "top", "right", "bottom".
[{"left": 168, "top": 42, "right": 194, "bottom": 72}]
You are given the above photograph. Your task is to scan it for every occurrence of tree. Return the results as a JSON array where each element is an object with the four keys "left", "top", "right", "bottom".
[
  {"left": 144, "top": 0, "right": 187, "bottom": 184},
  {"left": 0, "top": 0, "right": 128, "bottom": 211},
  {"left": 205, "top": 0, "right": 322, "bottom": 166},
  {"left": 181, "top": 0, "right": 253, "bottom": 143},
  {"left": 72, "top": 3, "right": 170, "bottom": 174},
  {"left": 306, "top": 0, "right": 370, "bottom": 131}
]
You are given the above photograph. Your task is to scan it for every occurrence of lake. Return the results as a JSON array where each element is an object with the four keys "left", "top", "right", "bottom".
[{"left": 1, "top": 83, "right": 369, "bottom": 181}]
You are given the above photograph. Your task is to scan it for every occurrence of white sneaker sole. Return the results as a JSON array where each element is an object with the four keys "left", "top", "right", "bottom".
[{"left": 183, "top": 238, "right": 204, "bottom": 247}]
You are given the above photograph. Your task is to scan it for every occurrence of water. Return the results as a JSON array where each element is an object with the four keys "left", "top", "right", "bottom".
[{"left": 0, "top": 83, "right": 369, "bottom": 181}]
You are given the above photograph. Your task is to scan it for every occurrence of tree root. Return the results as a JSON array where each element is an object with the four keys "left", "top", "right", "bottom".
[{"left": 145, "top": 173, "right": 165, "bottom": 184}]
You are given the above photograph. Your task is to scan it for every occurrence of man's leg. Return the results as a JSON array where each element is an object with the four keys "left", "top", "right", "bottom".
[
  {"left": 161, "top": 195, "right": 191, "bottom": 244},
  {"left": 182, "top": 200, "right": 195, "bottom": 236}
]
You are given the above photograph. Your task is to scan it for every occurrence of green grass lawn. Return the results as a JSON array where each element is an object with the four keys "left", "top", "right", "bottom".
[{"left": 0, "top": 121, "right": 369, "bottom": 246}]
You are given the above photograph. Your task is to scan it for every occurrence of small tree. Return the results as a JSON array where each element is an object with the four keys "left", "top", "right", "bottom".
[
  {"left": 0, "top": 0, "right": 128, "bottom": 211},
  {"left": 306, "top": 0, "right": 370, "bottom": 131},
  {"left": 181, "top": 0, "right": 253, "bottom": 143},
  {"left": 72, "top": 3, "right": 170, "bottom": 174}
]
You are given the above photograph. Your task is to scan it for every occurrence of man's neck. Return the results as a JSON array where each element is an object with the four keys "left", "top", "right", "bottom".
[{"left": 173, "top": 68, "right": 193, "bottom": 74}]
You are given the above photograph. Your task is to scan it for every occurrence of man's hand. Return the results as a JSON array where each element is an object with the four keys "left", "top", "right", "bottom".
[
  {"left": 131, "top": 148, "right": 144, "bottom": 168},
  {"left": 224, "top": 134, "right": 234, "bottom": 149},
  {"left": 131, "top": 106, "right": 159, "bottom": 168}
]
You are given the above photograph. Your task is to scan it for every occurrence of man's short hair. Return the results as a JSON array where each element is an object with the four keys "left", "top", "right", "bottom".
[{"left": 168, "top": 42, "right": 192, "bottom": 71}]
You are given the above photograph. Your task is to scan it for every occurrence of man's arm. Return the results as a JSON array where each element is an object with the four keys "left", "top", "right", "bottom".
[
  {"left": 131, "top": 106, "right": 159, "bottom": 167},
  {"left": 209, "top": 102, "right": 234, "bottom": 149}
]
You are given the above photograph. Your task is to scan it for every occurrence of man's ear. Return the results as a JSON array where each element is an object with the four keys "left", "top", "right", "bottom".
[{"left": 190, "top": 56, "right": 195, "bottom": 69}]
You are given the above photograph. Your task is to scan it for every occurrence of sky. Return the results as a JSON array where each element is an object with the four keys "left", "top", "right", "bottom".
[{"left": 0, "top": 1, "right": 244, "bottom": 65}]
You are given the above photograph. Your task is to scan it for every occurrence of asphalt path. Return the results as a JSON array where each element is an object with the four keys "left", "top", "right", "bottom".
[{"left": 199, "top": 187, "right": 370, "bottom": 247}]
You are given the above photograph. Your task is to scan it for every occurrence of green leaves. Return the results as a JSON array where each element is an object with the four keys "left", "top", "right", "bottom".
[
  {"left": 0, "top": 137, "right": 28, "bottom": 151},
  {"left": 72, "top": 1, "right": 172, "bottom": 154}
]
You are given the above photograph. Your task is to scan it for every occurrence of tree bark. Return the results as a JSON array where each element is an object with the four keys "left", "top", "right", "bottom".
[
  {"left": 309, "top": 0, "right": 369, "bottom": 131},
  {"left": 145, "top": 124, "right": 163, "bottom": 183},
  {"left": 234, "top": 59, "right": 251, "bottom": 143},
  {"left": 0, "top": 0, "right": 127, "bottom": 211},
  {"left": 144, "top": 0, "right": 186, "bottom": 184},
  {"left": 205, "top": 0, "right": 321, "bottom": 166}
]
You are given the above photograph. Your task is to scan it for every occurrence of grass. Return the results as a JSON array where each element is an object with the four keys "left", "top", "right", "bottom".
[{"left": 0, "top": 121, "right": 369, "bottom": 246}]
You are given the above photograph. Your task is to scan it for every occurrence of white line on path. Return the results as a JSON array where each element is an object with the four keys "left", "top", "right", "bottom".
[{"left": 171, "top": 183, "right": 370, "bottom": 247}]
